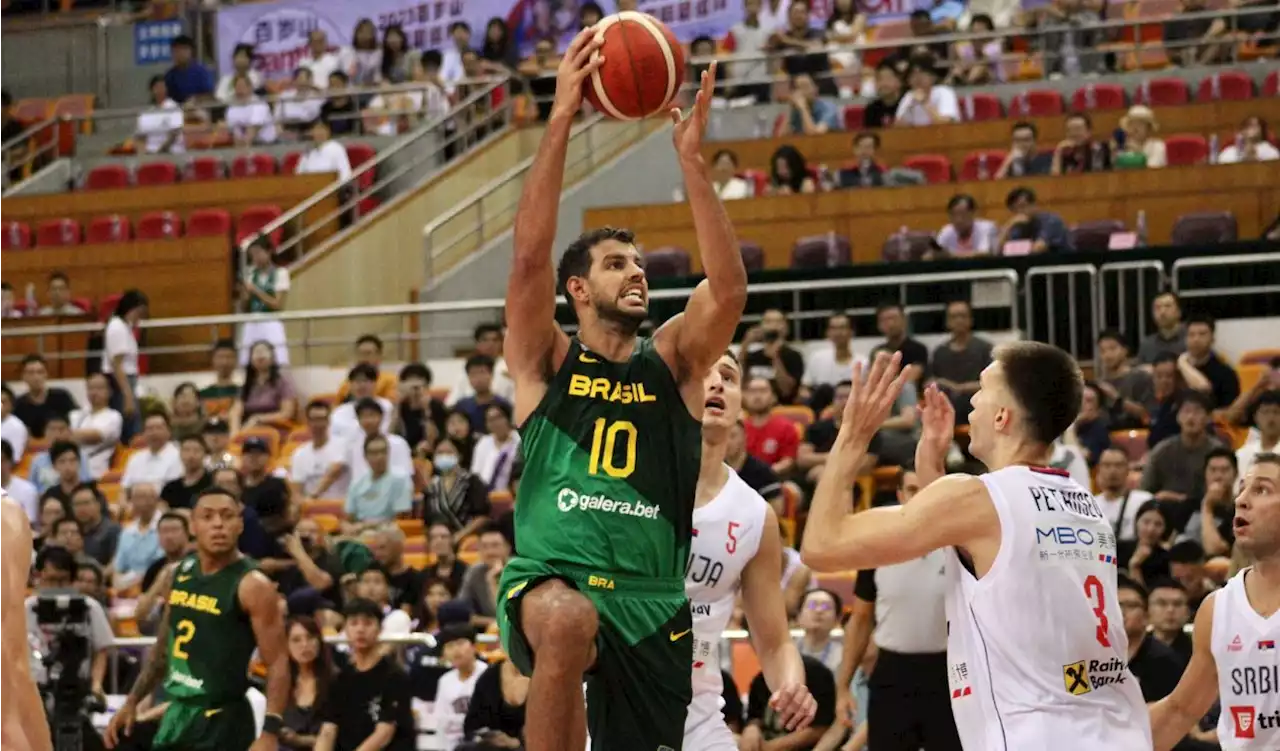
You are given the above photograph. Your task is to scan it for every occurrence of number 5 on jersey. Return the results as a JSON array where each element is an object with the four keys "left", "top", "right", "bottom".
[{"left": 588, "top": 418, "right": 637, "bottom": 478}]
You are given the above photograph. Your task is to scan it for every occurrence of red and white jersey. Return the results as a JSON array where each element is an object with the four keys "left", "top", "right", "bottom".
[
  {"left": 684, "top": 468, "right": 768, "bottom": 729},
  {"left": 1213, "top": 570, "right": 1280, "bottom": 749},
  {"left": 943, "top": 465, "right": 1150, "bottom": 750}
]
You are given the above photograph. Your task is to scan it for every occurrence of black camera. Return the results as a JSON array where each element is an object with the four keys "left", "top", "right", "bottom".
[
  {"left": 35, "top": 591, "right": 105, "bottom": 751},
  {"left": 761, "top": 329, "right": 781, "bottom": 344}
]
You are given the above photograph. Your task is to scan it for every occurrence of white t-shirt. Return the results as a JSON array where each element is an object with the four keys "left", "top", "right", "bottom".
[
  {"left": 135, "top": 99, "right": 185, "bottom": 154},
  {"left": 345, "top": 432, "right": 413, "bottom": 485},
  {"left": 895, "top": 85, "right": 960, "bottom": 126},
  {"left": 70, "top": 407, "right": 123, "bottom": 479},
  {"left": 1218, "top": 141, "right": 1280, "bottom": 164},
  {"left": 1, "top": 413, "right": 29, "bottom": 463},
  {"left": 936, "top": 219, "right": 1001, "bottom": 256},
  {"left": 1238, "top": 438, "right": 1280, "bottom": 478},
  {"left": 380, "top": 606, "right": 413, "bottom": 637},
  {"left": 1093, "top": 489, "right": 1152, "bottom": 542},
  {"left": 1050, "top": 441, "right": 1092, "bottom": 491},
  {"left": 225, "top": 99, "right": 277, "bottom": 144},
  {"left": 433, "top": 663, "right": 488, "bottom": 751},
  {"left": 802, "top": 346, "right": 865, "bottom": 389},
  {"left": 214, "top": 69, "right": 264, "bottom": 103},
  {"left": 302, "top": 51, "right": 343, "bottom": 88},
  {"left": 3, "top": 475, "right": 39, "bottom": 524},
  {"left": 470, "top": 433, "right": 522, "bottom": 488},
  {"left": 102, "top": 316, "right": 139, "bottom": 376},
  {"left": 121, "top": 443, "right": 182, "bottom": 490},
  {"left": 274, "top": 89, "right": 324, "bottom": 125},
  {"left": 289, "top": 438, "right": 350, "bottom": 498},
  {"left": 330, "top": 397, "right": 394, "bottom": 443},
  {"left": 716, "top": 177, "right": 753, "bottom": 201},
  {"left": 295, "top": 140, "right": 352, "bottom": 182}
]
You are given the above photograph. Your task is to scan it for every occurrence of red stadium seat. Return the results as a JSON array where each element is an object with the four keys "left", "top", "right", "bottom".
[
  {"left": 959, "top": 93, "right": 1003, "bottom": 122},
  {"left": 98, "top": 293, "right": 122, "bottom": 322},
  {"left": 1134, "top": 77, "right": 1190, "bottom": 106},
  {"left": 135, "top": 161, "right": 178, "bottom": 186},
  {"left": 1071, "top": 83, "right": 1126, "bottom": 112},
  {"left": 1265, "top": 70, "right": 1279, "bottom": 97},
  {"left": 231, "top": 153, "right": 278, "bottom": 178},
  {"left": 356, "top": 196, "right": 382, "bottom": 217},
  {"left": 1196, "top": 71, "right": 1254, "bottom": 101},
  {"left": 902, "top": 153, "right": 953, "bottom": 184},
  {"left": 85, "top": 214, "right": 132, "bottom": 244},
  {"left": 35, "top": 218, "right": 82, "bottom": 247},
  {"left": 2, "top": 221, "right": 32, "bottom": 250},
  {"left": 842, "top": 104, "right": 866, "bottom": 131},
  {"left": 187, "top": 156, "right": 224, "bottom": 181},
  {"left": 281, "top": 151, "right": 303, "bottom": 175},
  {"left": 236, "top": 205, "right": 283, "bottom": 245},
  {"left": 345, "top": 143, "right": 376, "bottom": 189},
  {"left": 959, "top": 150, "right": 1008, "bottom": 181},
  {"left": 135, "top": 211, "right": 183, "bottom": 240},
  {"left": 741, "top": 169, "right": 768, "bottom": 197},
  {"left": 1008, "top": 89, "right": 1064, "bottom": 118},
  {"left": 186, "top": 208, "right": 233, "bottom": 238},
  {"left": 1164, "top": 134, "right": 1210, "bottom": 166},
  {"left": 84, "top": 164, "right": 130, "bottom": 190},
  {"left": 791, "top": 235, "right": 851, "bottom": 268}
]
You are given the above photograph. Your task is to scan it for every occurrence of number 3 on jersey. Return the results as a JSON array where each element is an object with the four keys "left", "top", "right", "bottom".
[
  {"left": 588, "top": 418, "right": 637, "bottom": 478},
  {"left": 1083, "top": 575, "right": 1111, "bottom": 648}
]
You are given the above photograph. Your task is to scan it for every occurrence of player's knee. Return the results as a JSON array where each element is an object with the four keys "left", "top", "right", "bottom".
[{"left": 524, "top": 580, "right": 598, "bottom": 660}]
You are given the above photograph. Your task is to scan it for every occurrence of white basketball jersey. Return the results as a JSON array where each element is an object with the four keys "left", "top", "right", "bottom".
[
  {"left": 943, "top": 465, "right": 1151, "bottom": 750},
  {"left": 684, "top": 469, "right": 768, "bottom": 724},
  {"left": 1213, "top": 569, "right": 1280, "bottom": 749}
]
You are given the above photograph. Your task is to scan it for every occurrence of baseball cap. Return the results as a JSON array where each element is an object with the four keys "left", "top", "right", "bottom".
[
  {"left": 203, "top": 417, "right": 230, "bottom": 434},
  {"left": 241, "top": 436, "right": 271, "bottom": 453},
  {"left": 438, "top": 622, "right": 475, "bottom": 647}
]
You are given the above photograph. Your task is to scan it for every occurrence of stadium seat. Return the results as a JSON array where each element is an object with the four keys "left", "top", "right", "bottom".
[
  {"left": 902, "top": 154, "right": 952, "bottom": 184},
  {"left": 1240, "top": 349, "right": 1280, "bottom": 366},
  {"left": 790, "top": 234, "right": 851, "bottom": 268},
  {"left": 14, "top": 97, "right": 52, "bottom": 123},
  {"left": 842, "top": 104, "right": 866, "bottom": 131},
  {"left": 772, "top": 405, "right": 815, "bottom": 427},
  {"left": 231, "top": 153, "right": 278, "bottom": 178},
  {"left": 135, "top": 161, "right": 178, "bottom": 186},
  {"left": 643, "top": 247, "right": 691, "bottom": 278},
  {"left": 1071, "top": 83, "right": 1126, "bottom": 112},
  {"left": 86, "top": 214, "right": 132, "bottom": 244},
  {"left": 187, "top": 156, "right": 225, "bottom": 181},
  {"left": 53, "top": 94, "right": 95, "bottom": 133},
  {"left": 98, "top": 293, "right": 123, "bottom": 323},
  {"left": 356, "top": 196, "right": 381, "bottom": 217},
  {"left": 236, "top": 205, "right": 283, "bottom": 245},
  {"left": 1164, "top": 134, "right": 1210, "bottom": 166},
  {"left": 1008, "top": 89, "right": 1064, "bottom": 118},
  {"left": 1134, "top": 78, "right": 1190, "bottom": 106},
  {"left": 2, "top": 221, "right": 32, "bottom": 250},
  {"left": 741, "top": 169, "right": 768, "bottom": 197},
  {"left": 959, "top": 93, "right": 1003, "bottom": 122},
  {"left": 739, "top": 241, "right": 765, "bottom": 272},
  {"left": 286, "top": 427, "right": 312, "bottom": 444},
  {"left": 1196, "top": 71, "right": 1254, "bottom": 102},
  {"left": 1069, "top": 219, "right": 1126, "bottom": 252},
  {"left": 136, "top": 211, "right": 183, "bottom": 240},
  {"left": 1109, "top": 430, "right": 1150, "bottom": 463},
  {"left": 186, "top": 208, "right": 233, "bottom": 238},
  {"left": 1265, "top": 70, "right": 1279, "bottom": 97},
  {"left": 302, "top": 499, "right": 344, "bottom": 518},
  {"left": 35, "top": 218, "right": 82, "bottom": 247},
  {"left": 403, "top": 536, "right": 427, "bottom": 555},
  {"left": 881, "top": 230, "right": 936, "bottom": 262},
  {"left": 1171, "top": 211, "right": 1237, "bottom": 245},
  {"left": 346, "top": 143, "right": 377, "bottom": 189},
  {"left": 281, "top": 151, "right": 303, "bottom": 175},
  {"left": 959, "top": 150, "right": 1007, "bottom": 181},
  {"left": 84, "top": 164, "right": 130, "bottom": 190}
]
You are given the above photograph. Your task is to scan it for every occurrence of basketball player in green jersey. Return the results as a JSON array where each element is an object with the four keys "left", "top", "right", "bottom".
[
  {"left": 105, "top": 487, "right": 290, "bottom": 751},
  {"left": 498, "top": 27, "right": 747, "bottom": 751}
]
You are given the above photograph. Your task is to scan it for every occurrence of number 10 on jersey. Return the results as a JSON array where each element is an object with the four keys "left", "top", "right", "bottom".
[{"left": 588, "top": 418, "right": 637, "bottom": 478}]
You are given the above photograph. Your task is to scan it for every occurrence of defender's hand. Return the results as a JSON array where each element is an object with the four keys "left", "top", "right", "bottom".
[
  {"left": 770, "top": 682, "right": 818, "bottom": 731},
  {"left": 670, "top": 62, "right": 717, "bottom": 164},
  {"left": 918, "top": 382, "right": 956, "bottom": 458},
  {"left": 840, "top": 351, "right": 908, "bottom": 447},
  {"left": 551, "top": 27, "right": 605, "bottom": 120}
]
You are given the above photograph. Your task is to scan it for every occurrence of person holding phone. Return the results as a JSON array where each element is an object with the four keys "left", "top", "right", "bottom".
[{"left": 740, "top": 309, "right": 806, "bottom": 404}]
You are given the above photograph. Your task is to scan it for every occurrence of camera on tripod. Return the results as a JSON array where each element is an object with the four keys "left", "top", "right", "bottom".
[{"left": 35, "top": 590, "right": 106, "bottom": 751}]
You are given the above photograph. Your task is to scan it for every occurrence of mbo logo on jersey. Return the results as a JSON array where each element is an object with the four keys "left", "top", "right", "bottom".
[
  {"left": 557, "top": 488, "right": 660, "bottom": 520},
  {"left": 1036, "top": 525, "right": 1117, "bottom": 564},
  {"left": 1062, "top": 657, "right": 1129, "bottom": 695}
]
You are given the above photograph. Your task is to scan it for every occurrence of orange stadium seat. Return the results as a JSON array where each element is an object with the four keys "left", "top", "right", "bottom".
[
  {"left": 396, "top": 519, "right": 425, "bottom": 537},
  {"left": 286, "top": 427, "right": 312, "bottom": 444},
  {"left": 3, "top": 221, "right": 32, "bottom": 250},
  {"left": 772, "top": 405, "right": 815, "bottom": 428},
  {"left": 135, "top": 161, "right": 178, "bottom": 186},
  {"left": 302, "top": 499, "right": 344, "bottom": 518},
  {"left": 35, "top": 218, "right": 81, "bottom": 247},
  {"left": 85, "top": 214, "right": 132, "bottom": 244},
  {"left": 404, "top": 536, "right": 427, "bottom": 554},
  {"left": 136, "top": 211, "right": 183, "bottom": 240},
  {"left": 1240, "top": 349, "right": 1280, "bottom": 366},
  {"left": 186, "top": 208, "right": 232, "bottom": 238},
  {"left": 53, "top": 94, "right": 95, "bottom": 133},
  {"left": 1237, "top": 364, "right": 1267, "bottom": 396},
  {"left": 84, "top": 164, "right": 130, "bottom": 190},
  {"left": 14, "top": 98, "right": 52, "bottom": 123},
  {"left": 489, "top": 490, "right": 514, "bottom": 519},
  {"left": 404, "top": 553, "right": 430, "bottom": 569}
]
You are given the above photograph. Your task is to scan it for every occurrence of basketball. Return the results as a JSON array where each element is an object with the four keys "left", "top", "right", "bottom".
[{"left": 583, "top": 11, "right": 686, "bottom": 121}]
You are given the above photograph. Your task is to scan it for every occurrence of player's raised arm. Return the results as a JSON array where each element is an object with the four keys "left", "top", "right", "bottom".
[
  {"left": 1150, "top": 593, "right": 1221, "bottom": 751},
  {"left": 506, "top": 28, "right": 603, "bottom": 395},
  {"left": 654, "top": 63, "right": 748, "bottom": 380},
  {"left": 240, "top": 570, "right": 290, "bottom": 750}
]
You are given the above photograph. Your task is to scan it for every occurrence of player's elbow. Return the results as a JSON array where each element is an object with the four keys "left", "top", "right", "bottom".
[{"left": 799, "top": 535, "right": 841, "bottom": 572}]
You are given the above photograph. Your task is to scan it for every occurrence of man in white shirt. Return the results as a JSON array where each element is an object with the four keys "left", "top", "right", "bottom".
[
  {"left": 345, "top": 399, "right": 413, "bottom": 485},
  {"left": 1093, "top": 447, "right": 1152, "bottom": 542},
  {"left": 275, "top": 68, "right": 325, "bottom": 131},
  {"left": 432, "top": 624, "right": 488, "bottom": 751},
  {"left": 1, "top": 440, "right": 38, "bottom": 523},
  {"left": 1, "top": 384, "right": 28, "bottom": 463},
  {"left": 300, "top": 30, "right": 342, "bottom": 88},
  {"left": 447, "top": 323, "right": 515, "bottom": 405},
  {"left": 894, "top": 56, "right": 959, "bottom": 126},
  {"left": 295, "top": 118, "right": 352, "bottom": 182},
  {"left": 136, "top": 76, "right": 185, "bottom": 154},
  {"left": 69, "top": 373, "right": 124, "bottom": 480},
  {"left": 440, "top": 21, "right": 473, "bottom": 95},
  {"left": 1237, "top": 391, "right": 1280, "bottom": 476},
  {"left": 802, "top": 312, "right": 866, "bottom": 393},
  {"left": 291, "top": 399, "right": 350, "bottom": 500},
  {"left": 120, "top": 413, "right": 181, "bottom": 491},
  {"left": 331, "top": 364, "right": 394, "bottom": 442}
]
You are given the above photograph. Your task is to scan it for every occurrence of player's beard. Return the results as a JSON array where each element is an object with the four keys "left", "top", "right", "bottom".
[{"left": 594, "top": 296, "right": 646, "bottom": 337}]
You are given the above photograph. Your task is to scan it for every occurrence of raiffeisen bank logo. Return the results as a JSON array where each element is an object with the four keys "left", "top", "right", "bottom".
[{"left": 557, "top": 488, "right": 661, "bottom": 520}]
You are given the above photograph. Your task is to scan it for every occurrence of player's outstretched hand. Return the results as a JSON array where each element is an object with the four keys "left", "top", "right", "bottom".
[
  {"left": 103, "top": 698, "right": 137, "bottom": 748},
  {"left": 769, "top": 681, "right": 819, "bottom": 731},
  {"left": 918, "top": 381, "right": 956, "bottom": 457},
  {"left": 551, "top": 27, "right": 605, "bottom": 120},
  {"left": 840, "top": 350, "right": 908, "bottom": 447},
  {"left": 670, "top": 62, "right": 717, "bottom": 164}
]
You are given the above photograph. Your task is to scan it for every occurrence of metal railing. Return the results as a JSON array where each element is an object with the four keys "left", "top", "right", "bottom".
[
  {"left": 1171, "top": 252, "right": 1280, "bottom": 300},
  {"left": 1097, "top": 259, "right": 1166, "bottom": 376},
  {"left": 1025, "top": 264, "right": 1099, "bottom": 363}
]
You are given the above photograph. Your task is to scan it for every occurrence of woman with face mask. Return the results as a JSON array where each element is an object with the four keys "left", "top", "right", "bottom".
[{"left": 421, "top": 438, "right": 492, "bottom": 543}]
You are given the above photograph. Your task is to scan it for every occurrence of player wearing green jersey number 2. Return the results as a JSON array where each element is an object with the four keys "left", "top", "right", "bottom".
[
  {"left": 499, "top": 26, "right": 747, "bottom": 751},
  {"left": 104, "top": 487, "right": 290, "bottom": 751}
]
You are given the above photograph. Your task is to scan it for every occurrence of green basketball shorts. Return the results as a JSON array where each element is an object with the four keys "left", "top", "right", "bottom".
[
  {"left": 498, "top": 556, "right": 694, "bottom": 751},
  {"left": 153, "top": 695, "right": 256, "bottom": 751}
]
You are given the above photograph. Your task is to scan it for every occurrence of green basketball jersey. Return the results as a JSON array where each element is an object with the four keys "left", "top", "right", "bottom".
[
  {"left": 516, "top": 337, "right": 702, "bottom": 582},
  {"left": 162, "top": 554, "right": 258, "bottom": 705}
]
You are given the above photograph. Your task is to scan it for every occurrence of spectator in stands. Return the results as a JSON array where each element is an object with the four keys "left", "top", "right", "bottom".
[
  {"left": 295, "top": 117, "right": 353, "bottom": 183},
  {"left": 230, "top": 340, "right": 299, "bottom": 433},
  {"left": 37, "top": 272, "right": 88, "bottom": 317},
  {"left": 337, "top": 334, "right": 400, "bottom": 402},
  {"left": 1073, "top": 382, "right": 1112, "bottom": 465},
  {"left": 203, "top": 417, "right": 237, "bottom": 469},
  {"left": 1142, "top": 391, "right": 1226, "bottom": 505},
  {"left": 413, "top": 578, "right": 452, "bottom": 635},
  {"left": 1146, "top": 353, "right": 1188, "bottom": 448},
  {"left": 0, "top": 282, "right": 20, "bottom": 318},
  {"left": 448, "top": 323, "right": 515, "bottom": 406},
  {"left": 1168, "top": 540, "right": 1218, "bottom": 614},
  {"left": 1147, "top": 578, "right": 1193, "bottom": 662},
  {"left": 14, "top": 353, "right": 77, "bottom": 439},
  {"left": 135, "top": 512, "right": 191, "bottom": 626},
  {"left": 346, "top": 398, "right": 415, "bottom": 485},
  {"left": 1226, "top": 353, "right": 1279, "bottom": 425},
  {"left": 799, "top": 379, "right": 880, "bottom": 490},
  {"left": 1095, "top": 447, "right": 1152, "bottom": 542},
  {"left": 825, "top": 0, "right": 868, "bottom": 77},
  {"left": 517, "top": 40, "right": 558, "bottom": 121},
  {"left": 1163, "top": 0, "right": 1221, "bottom": 66},
  {"left": 279, "top": 615, "right": 334, "bottom": 750},
  {"left": 453, "top": 355, "right": 513, "bottom": 435},
  {"left": 69, "top": 373, "right": 123, "bottom": 480},
  {"left": 741, "top": 308, "right": 805, "bottom": 404},
  {"left": 28, "top": 546, "right": 113, "bottom": 708},
  {"left": 319, "top": 72, "right": 361, "bottom": 137},
  {"left": 1051, "top": 113, "right": 1112, "bottom": 175},
  {"left": 803, "top": 313, "right": 864, "bottom": 393},
  {"left": 771, "top": 0, "right": 836, "bottom": 96},
  {"left": 1182, "top": 447, "right": 1239, "bottom": 557},
  {"left": 1034, "top": 0, "right": 1106, "bottom": 77},
  {"left": 441, "top": 21, "right": 475, "bottom": 94},
  {"left": 377, "top": 24, "right": 414, "bottom": 86},
  {"left": 444, "top": 409, "right": 478, "bottom": 468},
  {"left": 727, "top": 0, "right": 773, "bottom": 104},
  {"left": 725, "top": 420, "right": 785, "bottom": 513},
  {"left": 935, "top": 194, "right": 999, "bottom": 256},
  {"left": 2, "top": 91, "right": 27, "bottom": 184},
  {"left": 996, "top": 186, "right": 1072, "bottom": 253},
  {"left": 30, "top": 431, "right": 89, "bottom": 500},
  {"left": 459, "top": 521, "right": 511, "bottom": 628},
  {"left": 169, "top": 382, "right": 204, "bottom": 441},
  {"left": 894, "top": 54, "right": 959, "bottom": 126},
  {"left": 343, "top": 18, "right": 383, "bottom": 88},
  {"left": 425, "top": 520, "right": 470, "bottom": 595},
  {"left": 112, "top": 482, "right": 163, "bottom": 589},
  {"left": 946, "top": 13, "right": 1005, "bottom": 86},
  {"left": 290, "top": 401, "right": 347, "bottom": 501},
  {"left": 995, "top": 121, "right": 1054, "bottom": 179},
  {"left": 276, "top": 68, "right": 325, "bottom": 136},
  {"left": 135, "top": 78, "right": 186, "bottom": 154},
  {"left": 161, "top": 434, "right": 213, "bottom": 510},
  {"left": 344, "top": 436, "right": 414, "bottom": 533},
  {"left": 1, "top": 440, "right": 37, "bottom": 522},
  {"left": 51, "top": 516, "right": 86, "bottom": 559},
  {"left": 788, "top": 73, "right": 840, "bottom": 135},
  {"left": 689, "top": 36, "right": 731, "bottom": 101},
  {"left": 1184, "top": 314, "right": 1240, "bottom": 413},
  {"left": 709, "top": 149, "right": 753, "bottom": 200},
  {"left": 279, "top": 518, "right": 347, "bottom": 612},
  {"left": 225, "top": 74, "right": 278, "bottom": 146},
  {"left": 836, "top": 132, "right": 886, "bottom": 188},
  {"left": 1219, "top": 115, "right": 1280, "bottom": 163},
  {"left": 364, "top": 525, "right": 420, "bottom": 612},
  {"left": 198, "top": 339, "right": 240, "bottom": 418},
  {"left": 743, "top": 654, "right": 836, "bottom": 749},
  {"left": 471, "top": 403, "right": 521, "bottom": 492},
  {"left": 121, "top": 412, "right": 181, "bottom": 491},
  {"left": 463, "top": 650, "right": 530, "bottom": 749},
  {"left": 870, "top": 302, "right": 930, "bottom": 378},
  {"left": 300, "top": 30, "right": 342, "bottom": 89},
  {"left": 423, "top": 436, "right": 491, "bottom": 541},
  {"left": 318, "top": 598, "right": 416, "bottom": 749},
  {"left": 241, "top": 435, "right": 292, "bottom": 531},
  {"left": 1238, "top": 391, "right": 1280, "bottom": 475},
  {"left": 1114, "top": 105, "right": 1167, "bottom": 170},
  {"left": 1095, "top": 329, "right": 1156, "bottom": 428},
  {"left": 1117, "top": 577, "right": 1185, "bottom": 703},
  {"left": 863, "top": 60, "right": 905, "bottom": 129},
  {"left": 899, "top": 9, "right": 950, "bottom": 62},
  {"left": 480, "top": 17, "right": 519, "bottom": 73},
  {"left": 103, "top": 289, "right": 147, "bottom": 439},
  {"left": 765, "top": 144, "right": 817, "bottom": 195},
  {"left": 395, "top": 362, "right": 447, "bottom": 450},
  {"left": 434, "top": 624, "right": 488, "bottom": 750},
  {"left": 34, "top": 497, "right": 65, "bottom": 549},
  {"left": 1138, "top": 291, "right": 1187, "bottom": 364},
  {"left": 0, "top": 387, "right": 25, "bottom": 463},
  {"left": 930, "top": 299, "right": 994, "bottom": 417},
  {"left": 1118, "top": 500, "right": 1171, "bottom": 587},
  {"left": 215, "top": 43, "right": 263, "bottom": 104},
  {"left": 333, "top": 364, "right": 395, "bottom": 441},
  {"left": 163, "top": 35, "right": 214, "bottom": 104},
  {"left": 742, "top": 377, "right": 800, "bottom": 476},
  {"left": 71, "top": 483, "right": 119, "bottom": 566}
]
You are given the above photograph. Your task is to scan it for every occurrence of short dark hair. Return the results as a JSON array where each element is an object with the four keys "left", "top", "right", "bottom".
[
  {"left": 194, "top": 486, "right": 240, "bottom": 507},
  {"left": 1147, "top": 577, "right": 1186, "bottom": 595},
  {"left": 874, "top": 59, "right": 902, "bottom": 77},
  {"left": 484, "top": 402, "right": 513, "bottom": 423},
  {"left": 946, "top": 299, "right": 973, "bottom": 314},
  {"left": 1116, "top": 574, "right": 1147, "bottom": 605},
  {"left": 1, "top": 90, "right": 11, "bottom": 107},
  {"left": 171, "top": 34, "right": 195, "bottom": 49},
  {"left": 994, "top": 341, "right": 1084, "bottom": 445},
  {"left": 1254, "top": 453, "right": 1280, "bottom": 471},
  {"left": 158, "top": 511, "right": 190, "bottom": 535},
  {"left": 477, "top": 519, "right": 506, "bottom": 539},
  {"left": 354, "top": 397, "right": 385, "bottom": 417},
  {"left": 1011, "top": 120, "right": 1038, "bottom": 137},
  {"left": 1185, "top": 313, "right": 1216, "bottom": 333},
  {"left": 907, "top": 54, "right": 938, "bottom": 77},
  {"left": 49, "top": 440, "right": 80, "bottom": 463},
  {"left": 48, "top": 270, "right": 69, "bottom": 285},
  {"left": 36, "top": 545, "right": 77, "bottom": 576},
  {"left": 909, "top": 8, "right": 931, "bottom": 20},
  {"left": 875, "top": 302, "right": 904, "bottom": 316},
  {"left": 1005, "top": 186, "right": 1037, "bottom": 209},
  {"left": 1168, "top": 540, "right": 1206, "bottom": 565},
  {"left": 1178, "top": 390, "right": 1214, "bottom": 414},
  {"left": 212, "top": 338, "right": 237, "bottom": 354},
  {"left": 805, "top": 587, "right": 844, "bottom": 615},
  {"left": 1153, "top": 290, "right": 1180, "bottom": 308},
  {"left": 897, "top": 462, "right": 917, "bottom": 488},
  {"left": 232, "top": 42, "right": 255, "bottom": 59},
  {"left": 1097, "top": 328, "right": 1129, "bottom": 349},
  {"left": 421, "top": 49, "right": 443, "bottom": 68},
  {"left": 143, "top": 411, "right": 171, "bottom": 428},
  {"left": 853, "top": 131, "right": 880, "bottom": 148},
  {"left": 1066, "top": 112, "right": 1092, "bottom": 129},
  {"left": 329, "top": 70, "right": 350, "bottom": 84},
  {"left": 448, "top": 20, "right": 471, "bottom": 34},
  {"left": 947, "top": 193, "right": 977, "bottom": 212},
  {"left": 22, "top": 353, "right": 47, "bottom": 368},
  {"left": 305, "top": 399, "right": 332, "bottom": 417},
  {"left": 556, "top": 227, "right": 636, "bottom": 301},
  {"left": 343, "top": 596, "right": 383, "bottom": 622},
  {"left": 348, "top": 363, "right": 378, "bottom": 382},
  {"left": 355, "top": 334, "right": 383, "bottom": 352},
  {"left": 1152, "top": 351, "right": 1179, "bottom": 368},
  {"left": 52, "top": 517, "right": 83, "bottom": 537},
  {"left": 711, "top": 149, "right": 739, "bottom": 167},
  {"left": 1205, "top": 446, "right": 1238, "bottom": 472},
  {"left": 360, "top": 564, "right": 390, "bottom": 584},
  {"left": 399, "top": 362, "right": 432, "bottom": 383},
  {"left": 1, "top": 384, "right": 13, "bottom": 401},
  {"left": 465, "top": 354, "right": 495, "bottom": 374},
  {"left": 179, "top": 434, "right": 208, "bottom": 452},
  {"left": 0, "top": 440, "right": 11, "bottom": 464},
  {"left": 473, "top": 323, "right": 502, "bottom": 342},
  {"left": 1255, "top": 390, "right": 1280, "bottom": 413}
]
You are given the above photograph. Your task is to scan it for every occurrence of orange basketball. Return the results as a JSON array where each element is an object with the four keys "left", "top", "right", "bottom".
[{"left": 583, "top": 11, "right": 686, "bottom": 120}]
